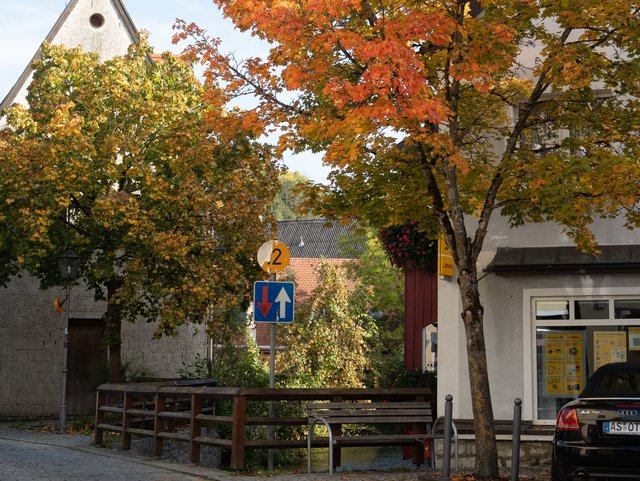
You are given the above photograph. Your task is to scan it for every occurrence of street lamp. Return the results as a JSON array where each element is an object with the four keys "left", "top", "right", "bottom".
[{"left": 56, "top": 251, "right": 81, "bottom": 434}]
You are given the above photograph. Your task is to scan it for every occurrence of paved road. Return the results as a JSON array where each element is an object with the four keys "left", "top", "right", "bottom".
[
  {"left": 0, "top": 434, "right": 215, "bottom": 481},
  {"left": 0, "top": 426, "right": 428, "bottom": 481},
  {"left": 0, "top": 425, "right": 550, "bottom": 481}
]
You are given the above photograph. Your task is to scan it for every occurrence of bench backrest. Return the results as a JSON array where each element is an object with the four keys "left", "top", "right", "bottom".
[{"left": 307, "top": 401, "right": 433, "bottom": 425}]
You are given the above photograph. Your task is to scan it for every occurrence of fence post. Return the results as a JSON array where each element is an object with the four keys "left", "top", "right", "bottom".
[
  {"left": 511, "top": 398, "right": 522, "bottom": 481},
  {"left": 231, "top": 394, "right": 247, "bottom": 470},
  {"left": 122, "top": 391, "right": 133, "bottom": 451},
  {"left": 94, "top": 390, "right": 106, "bottom": 445},
  {"left": 154, "top": 394, "right": 165, "bottom": 457},
  {"left": 190, "top": 394, "right": 202, "bottom": 464},
  {"left": 442, "top": 394, "right": 453, "bottom": 480}
]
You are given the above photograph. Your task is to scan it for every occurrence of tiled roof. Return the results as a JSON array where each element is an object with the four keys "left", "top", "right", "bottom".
[
  {"left": 254, "top": 219, "right": 362, "bottom": 349},
  {"left": 275, "top": 219, "right": 360, "bottom": 259}
]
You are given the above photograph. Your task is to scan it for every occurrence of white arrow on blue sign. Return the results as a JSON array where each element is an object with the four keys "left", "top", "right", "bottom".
[{"left": 253, "top": 281, "right": 295, "bottom": 323}]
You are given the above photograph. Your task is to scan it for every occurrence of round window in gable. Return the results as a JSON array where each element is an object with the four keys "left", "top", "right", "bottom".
[{"left": 90, "top": 13, "right": 105, "bottom": 28}]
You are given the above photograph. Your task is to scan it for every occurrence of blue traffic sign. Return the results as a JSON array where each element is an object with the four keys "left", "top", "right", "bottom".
[{"left": 253, "top": 281, "right": 295, "bottom": 323}]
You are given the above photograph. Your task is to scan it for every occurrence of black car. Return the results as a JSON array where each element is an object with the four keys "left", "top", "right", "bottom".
[{"left": 552, "top": 362, "right": 640, "bottom": 480}]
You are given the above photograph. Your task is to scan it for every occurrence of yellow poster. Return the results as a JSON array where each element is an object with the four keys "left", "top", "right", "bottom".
[
  {"left": 564, "top": 361, "right": 582, "bottom": 378},
  {"left": 564, "top": 339, "right": 582, "bottom": 360},
  {"left": 629, "top": 327, "right": 640, "bottom": 351},
  {"left": 594, "top": 331, "right": 627, "bottom": 371},
  {"left": 546, "top": 378, "right": 564, "bottom": 396},
  {"left": 546, "top": 360, "right": 564, "bottom": 377},
  {"left": 546, "top": 341, "right": 564, "bottom": 359},
  {"left": 544, "top": 332, "right": 585, "bottom": 397},
  {"left": 566, "top": 378, "right": 582, "bottom": 395}
]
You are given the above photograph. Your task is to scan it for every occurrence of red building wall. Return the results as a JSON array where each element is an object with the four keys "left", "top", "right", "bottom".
[{"left": 404, "top": 267, "right": 438, "bottom": 370}]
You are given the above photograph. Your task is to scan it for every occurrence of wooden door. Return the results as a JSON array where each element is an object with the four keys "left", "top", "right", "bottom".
[{"left": 67, "top": 319, "right": 106, "bottom": 415}]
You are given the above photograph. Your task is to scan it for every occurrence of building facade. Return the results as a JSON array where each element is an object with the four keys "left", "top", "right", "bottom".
[
  {"left": 436, "top": 14, "right": 639, "bottom": 430},
  {"left": 439, "top": 215, "right": 640, "bottom": 424}
]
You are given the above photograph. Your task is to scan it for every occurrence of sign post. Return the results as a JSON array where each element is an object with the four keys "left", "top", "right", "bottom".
[{"left": 255, "top": 240, "right": 293, "bottom": 470}]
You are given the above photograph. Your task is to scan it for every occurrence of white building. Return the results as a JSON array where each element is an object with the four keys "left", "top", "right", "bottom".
[
  {"left": 439, "top": 215, "right": 640, "bottom": 425},
  {"left": 436, "top": 15, "right": 640, "bottom": 441}
]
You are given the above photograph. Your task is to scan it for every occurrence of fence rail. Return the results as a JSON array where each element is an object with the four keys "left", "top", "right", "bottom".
[{"left": 95, "top": 384, "right": 434, "bottom": 470}]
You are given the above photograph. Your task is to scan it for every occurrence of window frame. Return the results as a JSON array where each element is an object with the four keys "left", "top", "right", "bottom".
[{"left": 523, "top": 287, "right": 640, "bottom": 425}]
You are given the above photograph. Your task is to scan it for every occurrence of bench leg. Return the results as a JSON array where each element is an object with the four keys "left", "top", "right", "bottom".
[
  {"left": 413, "top": 440, "right": 425, "bottom": 466},
  {"left": 331, "top": 424, "right": 341, "bottom": 471},
  {"left": 307, "top": 430, "right": 312, "bottom": 474}
]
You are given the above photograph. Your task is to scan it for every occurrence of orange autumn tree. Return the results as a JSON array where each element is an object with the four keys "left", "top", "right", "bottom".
[
  {"left": 0, "top": 40, "right": 279, "bottom": 382},
  {"left": 177, "top": 1, "right": 640, "bottom": 477}
]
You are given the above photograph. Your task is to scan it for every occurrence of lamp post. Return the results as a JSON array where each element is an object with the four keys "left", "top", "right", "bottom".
[{"left": 56, "top": 251, "right": 81, "bottom": 434}]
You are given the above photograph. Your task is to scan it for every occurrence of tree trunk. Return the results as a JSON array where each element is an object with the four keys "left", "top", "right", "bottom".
[
  {"left": 105, "top": 278, "right": 123, "bottom": 383},
  {"left": 458, "top": 267, "right": 499, "bottom": 479}
]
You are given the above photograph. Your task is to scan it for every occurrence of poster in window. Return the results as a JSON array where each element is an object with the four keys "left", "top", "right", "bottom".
[
  {"left": 546, "top": 377, "right": 564, "bottom": 396},
  {"left": 564, "top": 360, "right": 582, "bottom": 378},
  {"left": 543, "top": 332, "right": 586, "bottom": 397},
  {"left": 629, "top": 327, "right": 640, "bottom": 351},
  {"left": 564, "top": 338, "right": 582, "bottom": 360},
  {"left": 546, "top": 359, "right": 564, "bottom": 377},
  {"left": 594, "top": 331, "right": 627, "bottom": 371},
  {"left": 566, "top": 378, "right": 582, "bottom": 395},
  {"left": 546, "top": 338, "right": 564, "bottom": 359}
]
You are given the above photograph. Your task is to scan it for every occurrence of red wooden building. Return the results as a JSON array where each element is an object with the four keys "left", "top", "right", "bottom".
[{"left": 404, "top": 267, "right": 438, "bottom": 371}]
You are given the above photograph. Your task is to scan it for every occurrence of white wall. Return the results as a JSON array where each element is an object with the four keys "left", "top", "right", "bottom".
[{"left": 8, "top": 0, "right": 137, "bottom": 107}]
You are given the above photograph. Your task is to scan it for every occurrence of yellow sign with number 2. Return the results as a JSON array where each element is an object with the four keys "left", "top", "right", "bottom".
[{"left": 257, "top": 240, "right": 291, "bottom": 274}]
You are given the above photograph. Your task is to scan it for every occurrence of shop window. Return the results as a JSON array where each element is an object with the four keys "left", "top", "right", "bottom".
[
  {"left": 536, "top": 300, "right": 569, "bottom": 320},
  {"left": 615, "top": 299, "right": 640, "bottom": 319},
  {"left": 575, "top": 300, "right": 609, "bottom": 319},
  {"left": 534, "top": 296, "right": 640, "bottom": 421}
]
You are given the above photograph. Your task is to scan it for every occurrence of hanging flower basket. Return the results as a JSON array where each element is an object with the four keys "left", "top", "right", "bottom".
[{"left": 378, "top": 221, "right": 438, "bottom": 272}]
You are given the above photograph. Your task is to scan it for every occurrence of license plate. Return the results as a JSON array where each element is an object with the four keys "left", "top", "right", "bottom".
[{"left": 604, "top": 421, "right": 640, "bottom": 435}]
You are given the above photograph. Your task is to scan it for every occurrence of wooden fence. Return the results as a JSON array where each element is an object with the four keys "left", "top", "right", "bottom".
[{"left": 95, "top": 384, "right": 433, "bottom": 470}]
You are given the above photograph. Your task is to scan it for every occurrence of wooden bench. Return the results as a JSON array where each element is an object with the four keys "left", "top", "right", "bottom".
[{"left": 306, "top": 400, "right": 439, "bottom": 475}]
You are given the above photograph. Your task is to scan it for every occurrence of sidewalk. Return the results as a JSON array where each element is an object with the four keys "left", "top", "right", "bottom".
[{"left": 0, "top": 423, "right": 550, "bottom": 481}]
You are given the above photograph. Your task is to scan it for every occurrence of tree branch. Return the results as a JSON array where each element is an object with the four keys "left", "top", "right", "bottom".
[{"left": 471, "top": 27, "right": 573, "bottom": 260}]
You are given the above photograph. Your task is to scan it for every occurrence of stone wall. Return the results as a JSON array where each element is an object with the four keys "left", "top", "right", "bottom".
[
  {"left": 434, "top": 438, "right": 552, "bottom": 470},
  {"left": 0, "top": 273, "right": 209, "bottom": 419},
  {"left": 0, "top": 275, "right": 105, "bottom": 418},
  {"left": 121, "top": 320, "right": 208, "bottom": 380},
  {"left": 128, "top": 427, "right": 221, "bottom": 468}
]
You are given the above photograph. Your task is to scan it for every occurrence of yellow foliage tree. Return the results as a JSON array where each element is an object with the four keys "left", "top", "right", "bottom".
[{"left": 0, "top": 39, "right": 279, "bottom": 382}]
